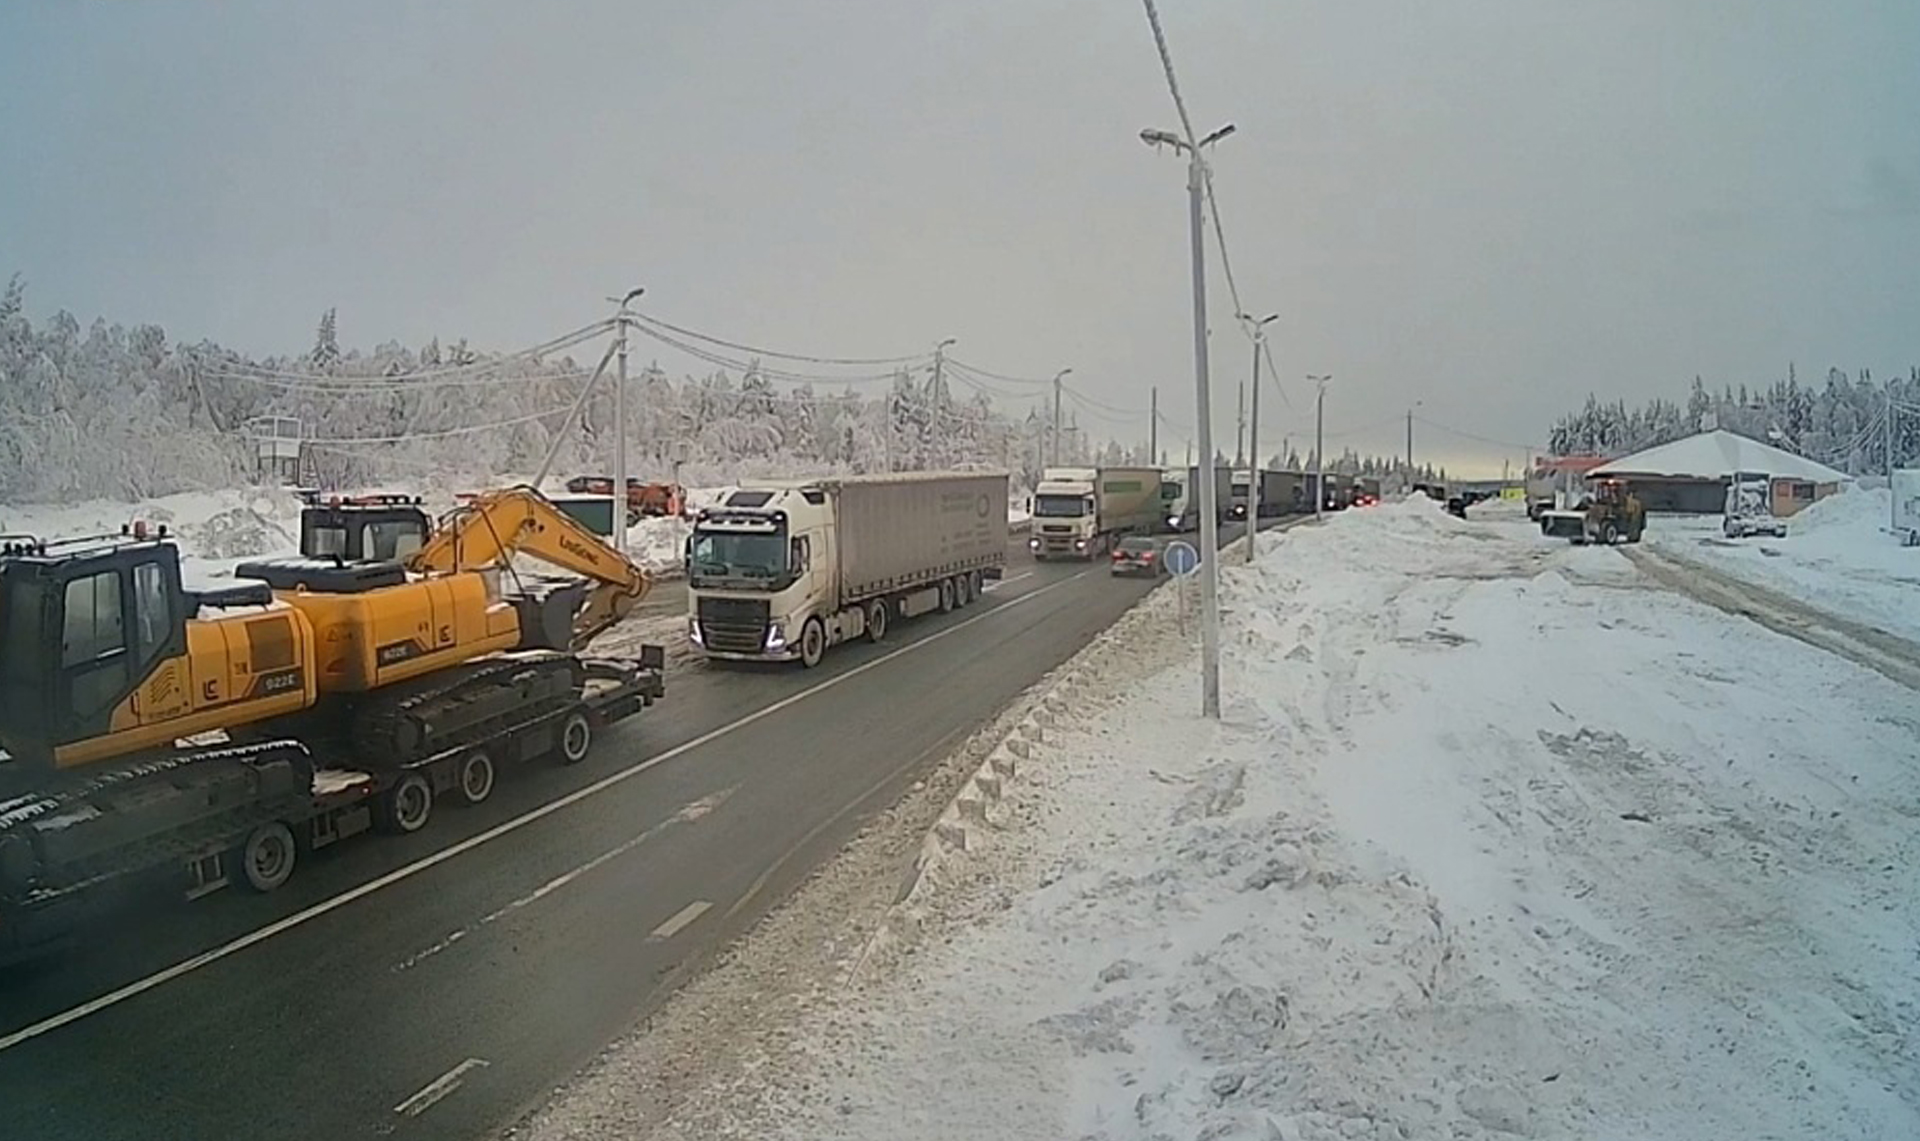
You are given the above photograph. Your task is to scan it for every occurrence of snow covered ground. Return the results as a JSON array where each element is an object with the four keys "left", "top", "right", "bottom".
[
  {"left": 1645, "top": 487, "right": 1920, "bottom": 643},
  {"left": 622, "top": 496, "right": 1918, "bottom": 1141}
]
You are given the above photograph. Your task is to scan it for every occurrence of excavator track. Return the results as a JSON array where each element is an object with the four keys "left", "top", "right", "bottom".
[
  {"left": 0, "top": 739, "right": 313, "bottom": 901},
  {"left": 346, "top": 651, "right": 583, "bottom": 768}
]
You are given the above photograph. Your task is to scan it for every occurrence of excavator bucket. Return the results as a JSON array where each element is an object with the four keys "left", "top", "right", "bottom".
[{"left": 510, "top": 580, "right": 589, "bottom": 652}]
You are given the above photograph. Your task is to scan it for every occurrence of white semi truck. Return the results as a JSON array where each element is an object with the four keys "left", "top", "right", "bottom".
[
  {"left": 686, "top": 471, "right": 1008, "bottom": 668},
  {"left": 1160, "top": 465, "right": 1232, "bottom": 532},
  {"left": 1029, "top": 466, "right": 1162, "bottom": 558}
]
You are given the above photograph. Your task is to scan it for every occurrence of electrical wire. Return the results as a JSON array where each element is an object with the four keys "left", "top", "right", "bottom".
[
  {"left": 1412, "top": 415, "right": 1539, "bottom": 453},
  {"left": 629, "top": 312, "right": 931, "bottom": 367},
  {"left": 943, "top": 358, "right": 1060, "bottom": 388},
  {"left": 286, "top": 405, "right": 575, "bottom": 445},
  {"left": 628, "top": 322, "right": 913, "bottom": 386},
  {"left": 209, "top": 320, "right": 613, "bottom": 386}
]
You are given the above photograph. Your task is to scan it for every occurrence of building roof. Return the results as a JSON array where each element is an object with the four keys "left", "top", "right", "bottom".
[{"left": 1591, "top": 430, "right": 1848, "bottom": 483}]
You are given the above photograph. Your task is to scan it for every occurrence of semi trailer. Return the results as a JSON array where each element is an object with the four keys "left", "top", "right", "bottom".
[
  {"left": 1029, "top": 466, "right": 1161, "bottom": 558},
  {"left": 686, "top": 471, "right": 1008, "bottom": 667}
]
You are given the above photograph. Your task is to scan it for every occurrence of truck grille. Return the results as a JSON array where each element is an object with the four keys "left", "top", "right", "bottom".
[
  {"left": 697, "top": 597, "right": 770, "bottom": 654},
  {"left": 1040, "top": 524, "right": 1074, "bottom": 534}
]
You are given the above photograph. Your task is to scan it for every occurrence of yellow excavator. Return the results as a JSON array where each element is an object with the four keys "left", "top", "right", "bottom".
[{"left": 0, "top": 485, "right": 663, "bottom": 962}]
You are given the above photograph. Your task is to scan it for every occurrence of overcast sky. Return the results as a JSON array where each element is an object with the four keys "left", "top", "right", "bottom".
[{"left": 4, "top": 1, "right": 1916, "bottom": 476}]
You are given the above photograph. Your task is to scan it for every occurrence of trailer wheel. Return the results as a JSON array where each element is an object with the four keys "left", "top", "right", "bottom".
[
  {"left": 456, "top": 750, "right": 497, "bottom": 806},
  {"left": 967, "top": 570, "right": 984, "bottom": 602},
  {"left": 865, "top": 599, "right": 889, "bottom": 643},
  {"left": 557, "top": 709, "right": 594, "bottom": 765},
  {"left": 938, "top": 578, "right": 955, "bottom": 613},
  {"left": 955, "top": 573, "right": 973, "bottom": 607},
  {"left": 375, "top": 773, "right": 434, "bottom": 835},
  {"left": 239, "top": 822, "right": 297, "bottom": 893},
  {"left": 799, "top": 617, "right": 825, "bottom": 668}
]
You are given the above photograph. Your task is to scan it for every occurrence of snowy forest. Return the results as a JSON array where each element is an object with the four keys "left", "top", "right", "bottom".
[
  {"left": 0, "top": 280, "right": 1420, "bottom": 504},
  {"left": 0, "top": 281, "right": 1127, "bottom": 503},
  {"left": 1546, "top": 367, "right": 1920, "bottom": 473}
]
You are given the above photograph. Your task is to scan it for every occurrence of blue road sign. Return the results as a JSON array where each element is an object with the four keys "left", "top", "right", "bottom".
[{"left": 1165, "top": 539, "right": 1201, "bottom": 577}]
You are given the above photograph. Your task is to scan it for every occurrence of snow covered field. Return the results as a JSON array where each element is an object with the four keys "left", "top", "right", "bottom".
[
  {"left": 1645, "top": 488, "right": 1920, "bottom": 643},
  {"left": 620, "top": 497, "right": 1918, "bottom": 1140}
]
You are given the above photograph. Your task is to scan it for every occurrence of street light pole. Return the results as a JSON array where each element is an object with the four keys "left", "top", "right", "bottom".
[
  {"left": 1050, "top": 368, "right": 1072, "bottom": 466},
  {"left": 1308, "top": 375, "right": 1331, "bottom": 520},
  {"left": 1239, "top": 312, "right": 1279, "bottom": 563},
  {"left": 609, "top": 287, "right": 644, "bottom": 554},
  {"left": 1143, "top": 120, "right": 1234, "bottom": 719},
  {"left": 933, "top": 337, "right": 955, "bottom": 467}
]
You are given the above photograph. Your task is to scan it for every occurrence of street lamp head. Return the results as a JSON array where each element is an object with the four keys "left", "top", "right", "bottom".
[
  {"left": 1054, "top": 367, "right": 1074, "bottom": 380},
  {"left": 1140, "top": 127, "right": 1184, "bottom": 150},
  {"left": 1198, "top": 122, "right": 1237, "bottom": 149},
  {"left": 937, "top": 337, "right": 957, "bottom": 350}
]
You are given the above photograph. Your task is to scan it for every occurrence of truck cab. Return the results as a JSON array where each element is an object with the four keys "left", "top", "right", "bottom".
[
  {"left": 1723, "top": 472, "right": 1787, "bottom": 539},
  {"left": 1228, "top": 469, "right": 1253, "bottom": 521},
  {"left": 685, "top": 487, "right": 835, "bottom": 663},
  {"left": 1029, "top": 467, "right": 1099, "bottom": 558},
  {"left": 1159, "top": 469, "right": 1190, "bottom": 532}
]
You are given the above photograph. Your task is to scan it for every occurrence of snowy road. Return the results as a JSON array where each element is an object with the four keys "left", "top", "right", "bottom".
[
  {"left": 556, "top": 499, "right": 1920, "bottom": 1140},
  {"left": 0, "top": 520, "right": 1284, "bottom": 1141}
]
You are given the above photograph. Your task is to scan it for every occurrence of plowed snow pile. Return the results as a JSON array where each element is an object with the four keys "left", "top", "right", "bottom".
[{"left": 644, "top": 497, "right": 1919, "bottom": 1140}]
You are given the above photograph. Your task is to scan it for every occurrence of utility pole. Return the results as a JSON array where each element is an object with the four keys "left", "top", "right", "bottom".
[
  {"left": 1239, "top": 312, "right": 1278, "bottom": 562},
  {"left": 1051, "top": 368, "right": 1072, "bottom": 466},
  {"left": 1889, "top": 385, "right": 1897, "bottom": 533},
  {"left": 1310, "top": 375, "right": 1332, "bottom": 519},
  {"left": 1141, "top": 114, "right": 1235, "bottom": 720},
  {"left": 1405, "top": 407, "right": 1415, "bottom": 477},
  {"left": 933, "top": 337, "right": 955, "bottom": 469},
  {"left": 1235, "top": 381, "right": 1246, "bottom": 467},
  {"left": 610, "top": 287, "right": 644, "bottom": 554},
  {"left": 1149, "top": 386, "right": 1158, "bottom": 467}
]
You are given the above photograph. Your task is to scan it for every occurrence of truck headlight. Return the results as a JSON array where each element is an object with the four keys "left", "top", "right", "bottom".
[
  {"left": 1074, "top": 538, "right": 1087, "bottom": 550},
  {"left": 1028, "top": 537, "right": 1040, "bottom": 550},
  {"left": 764, "top": 621, "right": 787, "bottom": 652},
  {"left": 688, "top": 617, "right": 703, "bottom": 645}
]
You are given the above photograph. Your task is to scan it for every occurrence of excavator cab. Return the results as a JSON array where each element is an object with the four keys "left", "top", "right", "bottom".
[
  {"left": 297, "top": 494, "right": 431, "bottom": 563},
  {"left": 0, "top": 530, "right": 193, "bottom": 774}
]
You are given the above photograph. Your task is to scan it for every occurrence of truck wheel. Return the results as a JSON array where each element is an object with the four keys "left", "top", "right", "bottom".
[
  {"left": 865, "top": 599, "right": 889, "bottom": 643},
  {"left": 239, "top": 822, "right": 297, "bottom": 892},
  {"left": 557, "top": 709, "right": 594, "bottom": 765},
  {"left": 376, "top": 773, "right": 434, "bottom": 835},
  {"left": 954, "top": 574, "right": 972, "bottom": 607},
  {"left": 799, "top": 617, "right": 825, "bottom": 668},
  {"left": 938, "top": 579, "right": 955, "bottom": 613},
  {"left": 968, "top": 570, "right": 984, "bottom": 601},
  {"left": 456, "top": 750, "right": 497, "bottom": 806}
]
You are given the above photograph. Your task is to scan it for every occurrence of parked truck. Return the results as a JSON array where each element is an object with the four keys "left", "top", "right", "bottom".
[
  {"left": 1162, "top": 465, "right": 1232, "bottom": 532},
  {"left": 1230, "top": 469, "right": 1307, "bottom": 519},
  {"left": 1029, "top": 466, "right": 1162, "bottom": 558},
  {"left": 686, "top": 471, "right": 1007, "bottom": 668},
  {"left": 1722, "top": 472, "right": 1787, "bottom": 539}
]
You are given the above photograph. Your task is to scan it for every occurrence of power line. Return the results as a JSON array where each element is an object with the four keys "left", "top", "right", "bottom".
[
  {"left": 629, "top": 312, "right": 931, "bottom": 367},
  {"left": 1412, "top": 414, "right": 1538, "bottom": 453},
  {"left": 627, "top": 322, "right": 912, "bottom": 386},
  {"left": 292, "top": 405, "right": 575, "bottom": 445},
  {"left": 943, "top": 358, "right": 1058, "bottom": 387},
  {"left": 209, "top": 321, "right": 613, "bottom": 386}
]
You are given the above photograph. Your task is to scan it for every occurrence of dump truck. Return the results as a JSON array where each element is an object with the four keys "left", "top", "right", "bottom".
[
  {"left": 1161, "top": 465, "right": 1232, "bottom": 532},
  {"left": 1029, "top": 466, "right": 1161, "bottom": 558},
  {"left": 686, "top": 471, "right": 1007, "bottom": 667},
  {"left": 0, "top": 486, "right": 664, "bottom": 964},
  {"left": 564, "top": 475, "right": 687, "bottom": 525}
]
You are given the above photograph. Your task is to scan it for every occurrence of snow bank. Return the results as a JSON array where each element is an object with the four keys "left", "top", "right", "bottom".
[
  {"left": 1646, "top": 487, "right": 1920, "bottom": 642},
  {"left": 679, "top": 494, "right": 1919, "bottom": 1141}
]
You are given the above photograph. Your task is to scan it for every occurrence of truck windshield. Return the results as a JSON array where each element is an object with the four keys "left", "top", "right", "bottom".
[
  {"left": 1160, "top": 481, "right": 1183, "bottom": 501},
  {"left": 1231, "top": 482, "right": 1250, "bottom": 497},
  {"left": 690, "top": 531, "right": 786, "bottom": 580},
  {"left": 1033, "top": 494, "right": 1088, "bottom": 518}
]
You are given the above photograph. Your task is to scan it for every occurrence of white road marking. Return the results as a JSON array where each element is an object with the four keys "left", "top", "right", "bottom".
[
  {"left": 393, "top": 786, "right": 738, "bottom": 972},
  {"left": 647, "top": 899, "right": 712, "bottom": 942},
  {"left": 0, "top": 565, "right": 1093, "bottom": 1055},
  {"left": 392, "top": 1057, "right": 489, "bottom": 1118},
  {"left": 983, "top": 570, "right": 1035, "bottom": 591}
]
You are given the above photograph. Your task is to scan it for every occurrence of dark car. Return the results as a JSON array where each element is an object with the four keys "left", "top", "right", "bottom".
[{"left": 1110, "top": 535, "right": 1166, "bottom": 577}]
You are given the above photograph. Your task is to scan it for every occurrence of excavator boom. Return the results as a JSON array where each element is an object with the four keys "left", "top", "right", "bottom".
[{"left": 409, "top": 485, "right": 651, "bottom": 649}]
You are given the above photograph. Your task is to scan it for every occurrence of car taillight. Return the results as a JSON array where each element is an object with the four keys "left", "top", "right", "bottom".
[
  {"left": 1111, "top": 551, "right": 1125, "bottom": 560},
  {"left": 1140, "top": 552, "right": 1155, "bottom": 561}
]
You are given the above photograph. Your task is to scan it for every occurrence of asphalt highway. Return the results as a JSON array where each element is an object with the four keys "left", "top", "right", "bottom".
[{"left": 0, "top": 521, "right": 1274, "bottom": 1140}]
